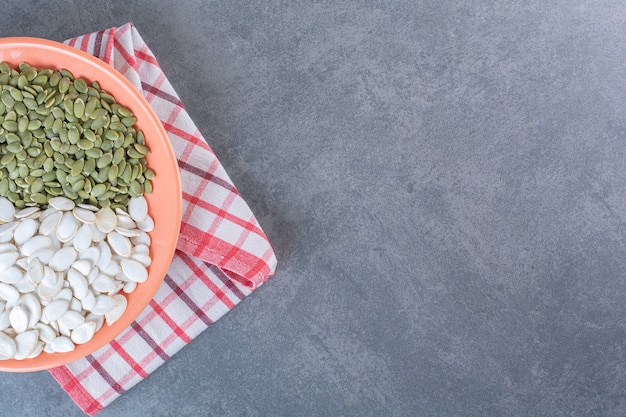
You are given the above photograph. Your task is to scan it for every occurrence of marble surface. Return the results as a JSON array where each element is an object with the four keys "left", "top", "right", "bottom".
[{"left": 0, "top": 0, "right": 626, "bottom": 415}]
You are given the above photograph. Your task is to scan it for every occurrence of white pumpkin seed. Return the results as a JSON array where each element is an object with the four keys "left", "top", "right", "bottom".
[
  {"left": 115, "top": 227, "right": 141, "bottom": 237},
  {"left": 9, "top": 306, "right": 28, "bottom": 333},
  {"left": 107, "top": 232, "right": 131, "bottom": 257},
  {"left": 90, "top": 295, "right": 117, "bottom": 315},
  {"left": 34, "top": 323, "right": 56, "bottom": 344},
  {"left": 71, "top": 259, "right": 92, "bottom": 277},
  {"left": 122, "top": 281, "right": 137, "bottom": 293},
  {"left": 57, "top": 310, "right": 84, "bottom": 330},
  {"left": 85, "top": 312, "right": 104, "bottom": 332},
  {"left": 130, "top": 230, "right": 150, "bottom": 246},
  {"left": 25, "top": 341, "right": 43, "bottom": 359},
  {"left": 14, "top": 207, "right": 39, "bottom": 219},
  {"left": 70, "top": 297, "right": 82, "bottom": 313},
  {"left": 66, "top": 269, "right": 88, "bottom": 299},
  {"left": 0, "top": 283, "right": 19, "bottom": 302},
  {"left": 50, "top": 335, "right": 74, "bottom": 353},
  {"left": 0, "top": 222, "right": 17, "bottom": 238},
  {"left": 116, "top": 214, "right": 136, "bottom": 229},
  {"left": 81, "top": 290, "right": 96, "bottom": 311},
  {"left": 120, "top": 259, "right": 148, "bottom": 283},
  {"left": 0, "top": 251, "right": 18, "bottom": 274},
  {"left": 21, "top": 293, "right": 41, "bottom": 328},
  {"left": 0, "top": 310, "right": 10, "bottom": 331},
  {"left": 71, "top": 320, "right": 96, "bottom": 344},
  {"left": 73, "top": 207, "right": 96, "bottom": 224},
  {"left": 19, "top": 235, "right": 51, "bottom": 257},
  {"left": 77, "top": 203, "right": 99, "bottom": 212},
  {"left": 105, "top": 294, "right": 127, "bottom": 326},
  {"left": 48, "top": 246, "right": 78, "bottom": 271},
  {"left": 49, "top": 196, "right": 75, "bottom": 211},
  {"left": 128, "top": 196, "right": 148, "bottom": 222},
  {"left": 96, "top": 240, "right": 112, "bottom": 269},
  {"left": 0, "top": 197, "right": 15, "bottom": 222},
  {"left": 26, "top": 258, "right": 44, "bottom": 284},
  {"left": 28, "top": 248, "right": 54, "bottom": 264},
  {"left": 78, "top": 246, "right": 100, "bottom": 266},
  {"left": 136, "top": 215, "right": 154, "bottom": 232},
  {"left": 56, "top": 211, "right": 79, "bottom": 242},
  {"left": 131, "top": 253, "right": 152, "bottom": 267},
  {"left": 0, "top": 243, "right": 16, "bottom": 254},
  {"left": 43, "top": 299, "right": 69, "bottom": 322},
  {"left": 95, "top": 207, "right": 117, "bottom": 233},
  {"left": 53, "top": 288, "right": 72, "bottom": 303},
  {"left": 89, "top": 222, "right": 106, "bottom": 242},
  {"left": 0, "top": 266, "right": 23, "bottom": 284},
  {"left": 13, "top": 276, "right": 35, "bottom": 294},
  {"left": 73, "top": 223, "right": 92, "bottom": 252},
  {"left": 13, "top": 330, "right": 38, "bottom": 360},
  {"left": 38, "top": 211, "right": 62, "bottom": 235},
  {"left": 91, "top": 274, "right": 117, "bottom": 293},
  {"left": 0, "top": 331, "right": 16, "bottom": 359},
  {"left": 13, "top": 218, "right": 38, "bottom": 246}
]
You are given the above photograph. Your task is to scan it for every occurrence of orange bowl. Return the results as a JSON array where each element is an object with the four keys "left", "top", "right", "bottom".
[{"left": 0, "top": 38, "right": 181, "bottom": 371}]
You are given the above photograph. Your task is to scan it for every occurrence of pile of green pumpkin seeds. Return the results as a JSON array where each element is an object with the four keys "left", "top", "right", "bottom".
[{"left": 0, "top": 61, "right": 153, "bottom": 210}]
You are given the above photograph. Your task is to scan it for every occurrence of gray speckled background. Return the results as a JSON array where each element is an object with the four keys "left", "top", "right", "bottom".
[{"left": 0, "top": 0, "right": 625, "bottom": 416}]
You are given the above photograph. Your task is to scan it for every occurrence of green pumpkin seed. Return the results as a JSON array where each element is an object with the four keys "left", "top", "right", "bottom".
[
  {"left": 97, "top": 152, "right": 113, "bottom": 168},
  {"left": 90, "top": 115, "right": 107, "bottom": 130},
  {"left": 121, "top": 116, "right": 137, "bottom": 127},
  {"left": 17, "top": 116, "right": 28, "bottom": 132},
  {"left": 26, "top": 147, "right": 40, "bottom": 158},
  {"left": 27, "top": 119, "right": 41, "bottom": 131},
  {"left": 31, "top": 178, "right": 44, "bottom": 193},
  {"left": 127, "top": 147, "right": 143, "bottom": 159},
  {"left": 13, "top": 101, "right": 27, "bottom": 116},
  {"left": 52, "top": 118, "right": 63, "bottom": 134},
  {"left": 7, "top": 142, "right": 22, "bottom": 153},
  {"left": 91, "top": 183, "right": 106, "bottom": 197},
  {"left": 73, "top": 98, "right": 85, "bottom": 119},
  {"left": 85, "top": 147, "right": 102, "bottom": 158},
  {"left": 1, "top": 90, "right": 14, "bottom": 107},
  {"left": 2, "top": 120, "right": 17, "bottom": 132},
  {"left": 0, "top": 153, "right": 14, "bottom": 165},
  {"left": 133, "top": 143, "right": 150, "bottom": 155},
  {"left": 68, "top": 126, "right": 79, "bottom": 144},
  {"left": 130, "top": 179, "right": 143, "bottom": 195},
  {"left": 5, "top": 133, "right": 19, "bottom": 143}
]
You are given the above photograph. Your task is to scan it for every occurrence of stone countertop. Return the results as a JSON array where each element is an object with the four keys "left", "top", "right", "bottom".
[{"left": 0, "top": 1, "right": 625, "bottom": 416}]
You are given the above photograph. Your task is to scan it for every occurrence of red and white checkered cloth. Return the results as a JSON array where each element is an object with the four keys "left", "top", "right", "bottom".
[{"left": 47, "top": 23, "right": 277, "bottom": 416}]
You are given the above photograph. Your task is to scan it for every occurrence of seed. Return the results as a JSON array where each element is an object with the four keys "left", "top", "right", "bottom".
[
  {"left": 70, "top": 159, "right": 85, "bottom": 177},
  {"left": 133, "top": 143, "right": 150, "bottom": 155},
  {"left": 97, "top": 152, "right": 113, "bottom": 169},
  {"left": 2, "top": 121, "right": 17, "bottom": 132},
  {"left": 73, "top": 98, "right": 85, "bottom": 119},
  {"left": 91, "top": 184, "right": 106, "bottom": 197},
  {"left": 85, "top": 147, "right": 102, "bottom": 158},
  {"left": 7, "top": 143, "right": 22, "bottom": 153},
  {"left": 17, "top": 116, "right": 28, "bottom": 132},
  {"left": 1, "top": 90, "right": 14, "bottom": 108}
]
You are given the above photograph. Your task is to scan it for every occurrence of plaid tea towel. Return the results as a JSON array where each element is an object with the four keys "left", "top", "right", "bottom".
[{"left": 47, "top": 22, "right": 277, "bottom": 416}]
